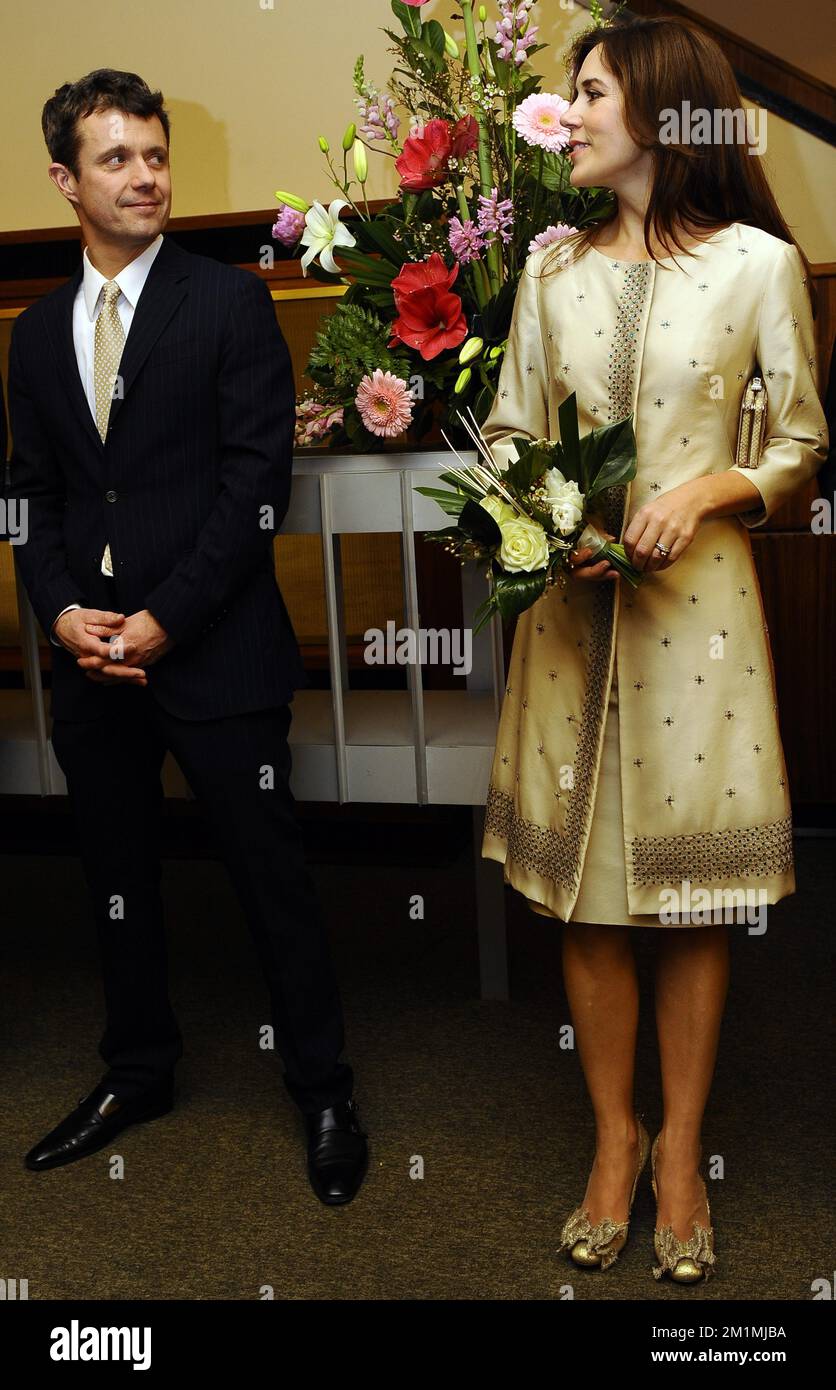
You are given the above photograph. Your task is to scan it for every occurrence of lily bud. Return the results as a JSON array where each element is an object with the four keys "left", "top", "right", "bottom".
[
  {"left": 342, "top": 122, "right": 357, "bottom": 151},
  {"left": 318, "top": 135, "right": 330, "bottom": 154},
  {"left": 478, "top": 5, "right": 487, "bottom": 21},
  {"left": 458, "top": 336, "right": 484, "bottom": 365},
  {"left": 489, "top": 344, "right": 504, "bottom": 360},
  {"left": 353, "top": 139, "right": 368, "bottom": 183},
  {"left": 274, "top": 190, "right": 310, "bottom": 213},
  {"left": 443, "top": 31, "right": 460, "bottom": 59},
  {"left": 454, "top": 368, "right": 472, "bottom": 395}
]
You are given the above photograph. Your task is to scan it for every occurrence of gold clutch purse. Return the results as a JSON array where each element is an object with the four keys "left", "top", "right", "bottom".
[{"left": 735, "top": 369, "right": 768, "bottom": 469}]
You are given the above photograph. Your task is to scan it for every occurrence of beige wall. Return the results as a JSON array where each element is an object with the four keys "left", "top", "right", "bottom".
[
  {"left": 0, "top": 0, "right": 833, "bottom": 261},
  {"left": 687, "top": 0, "right": 836, "bottom": 89}
]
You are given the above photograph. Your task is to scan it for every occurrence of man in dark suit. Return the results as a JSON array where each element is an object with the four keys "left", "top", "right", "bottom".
[{"left": 8, "top": 69, "right": 368, "bottom": 1204}]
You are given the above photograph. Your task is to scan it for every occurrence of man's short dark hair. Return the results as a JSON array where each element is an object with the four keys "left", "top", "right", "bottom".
[{"left": 42, "top": 69, "right": 170, "bottom": 175}]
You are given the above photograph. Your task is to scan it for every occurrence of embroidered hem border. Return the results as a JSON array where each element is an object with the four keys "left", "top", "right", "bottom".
[
  {"left": 629, "top": 816, "right": 794, "bottom": 885},
  {"left": 484, "top": 583, "right": 616, "bottom": 893}
]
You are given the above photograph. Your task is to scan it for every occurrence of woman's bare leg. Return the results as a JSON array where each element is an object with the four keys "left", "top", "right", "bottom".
[
  {"left": 561, "top": 921, "right": 642, "bottom": 1221},
  {"left": 653, "top": 925, "right": 730, "bottom": 1238}
]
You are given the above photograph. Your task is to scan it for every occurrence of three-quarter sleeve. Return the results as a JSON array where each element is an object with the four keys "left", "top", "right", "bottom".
[
  {"left": 481, "top": 248, "right": 550, "bottom": 471},
  {"left": 728, "top": 240, "right": 829, "bottom": 528}
]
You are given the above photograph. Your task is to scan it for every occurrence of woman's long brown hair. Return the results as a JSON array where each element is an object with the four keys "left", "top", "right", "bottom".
[{"left": 537, "top": 14, "right": 817, "bottom": 316}]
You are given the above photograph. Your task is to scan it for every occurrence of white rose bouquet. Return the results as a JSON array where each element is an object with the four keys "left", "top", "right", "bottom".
[{"left": 415, "top": 391, "right": 644, "bottom": 634}]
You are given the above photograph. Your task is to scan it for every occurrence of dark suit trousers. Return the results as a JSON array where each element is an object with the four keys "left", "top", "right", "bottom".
[{"left": 49, "top": 682, "right": 353, "bottom": 1115}]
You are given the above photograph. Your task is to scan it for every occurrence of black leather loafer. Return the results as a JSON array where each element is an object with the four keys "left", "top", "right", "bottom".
[
  {"left": 306, "top": 1099, "right": 369, "bottom": 1206},
  {"left": 24, "top": 1076, "right": 174, "bottom": 1172}
]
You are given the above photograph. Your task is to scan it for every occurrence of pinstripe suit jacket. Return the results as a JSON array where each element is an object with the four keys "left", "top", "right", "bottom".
[{"left": 7, "top": 235, "right": 308, "bottom": 721}]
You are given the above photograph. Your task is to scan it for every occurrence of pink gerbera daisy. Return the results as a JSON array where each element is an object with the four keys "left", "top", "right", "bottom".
[
  {"left": 355, "top": 369, "right": 415, "bottom": 438},
  {"left": 512, "top": 93, "right": 572, "bottom": 152},
  {"left": 529, "top": 222, "right": 579, "bottom": 254}
]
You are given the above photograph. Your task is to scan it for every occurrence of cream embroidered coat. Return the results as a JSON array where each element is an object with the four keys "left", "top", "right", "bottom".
[{"left": 480, "top": 223, "right": 829, "bottom": 919}]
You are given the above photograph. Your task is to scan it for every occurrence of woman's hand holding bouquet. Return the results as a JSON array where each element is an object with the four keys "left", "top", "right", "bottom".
[{"left": 415, "top": 392, "right": 644, "bottom": 632}]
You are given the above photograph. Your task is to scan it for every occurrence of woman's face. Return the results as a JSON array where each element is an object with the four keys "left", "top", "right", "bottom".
[{"left": 562, "top": 44, "right": 650, "bottom": 191}]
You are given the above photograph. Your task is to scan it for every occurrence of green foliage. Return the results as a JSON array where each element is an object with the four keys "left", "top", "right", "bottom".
[
  {"left": 458, "top": 498, "right": 502, "bottom": 548},
  {"left": 413, "top": 486, "right": 468, "bottom": 519},
  {"left": 493, "top": 567, "right": 547, "bottom": 624},
  {"left": 582, "top": 415, "right": 638, "bottom": 499},
  {"left": 391, "top": 0, "right": 422, "bottom": 39},
  {"left": 351, "top": 218, "right": 408, "bottom": 267},
  {"left": 308, "top": 302, "right": 411, "bottom": 393},
  {"left": 333, "top": 245, "right": 398, "bottom": 288},
  {"left": 504, "top": 438, "right": 553, "bottom": 494},
  {"left": 546, "top": 392, "right": 638, "bottom": 499}
]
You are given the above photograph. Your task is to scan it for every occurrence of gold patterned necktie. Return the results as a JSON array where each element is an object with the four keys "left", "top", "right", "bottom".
[{"left": 94, "top": 279, "right": 125, "bottom": 577}]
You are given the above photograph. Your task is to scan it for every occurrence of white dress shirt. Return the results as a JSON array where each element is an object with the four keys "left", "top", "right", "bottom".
[{"left": 51, "top": 234, "right": 164, "bottom": 645}]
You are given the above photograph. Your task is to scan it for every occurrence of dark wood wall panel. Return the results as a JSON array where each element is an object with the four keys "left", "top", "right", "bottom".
[{"left": 751, "top": 532, "right": 836, "bottom": 805}]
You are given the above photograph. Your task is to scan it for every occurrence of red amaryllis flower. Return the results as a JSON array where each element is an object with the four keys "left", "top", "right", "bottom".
[
  {"left": 395, "top": 118, "right": 453, "bottom": 191},
  {"left": 388, "top": 253, "right": 468, "bottom": 361},
  {"left": 391, "top": 250, "right": 459, "bottom": 299},
  {"left": 450, "top": 115, "right": 479, "bottom": 160}
]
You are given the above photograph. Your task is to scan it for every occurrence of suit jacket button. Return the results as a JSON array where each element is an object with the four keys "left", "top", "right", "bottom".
[{"left": 105, "top": 490, "right": 118, "bottom": 503}]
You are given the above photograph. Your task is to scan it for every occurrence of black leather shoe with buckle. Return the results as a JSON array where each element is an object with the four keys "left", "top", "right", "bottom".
[
  {"left": 305, "top": 1099, "right": 369, "bottom": 1206},
  {"left": 23, "top": 1076, "right": 175, "bottom": 1172}
]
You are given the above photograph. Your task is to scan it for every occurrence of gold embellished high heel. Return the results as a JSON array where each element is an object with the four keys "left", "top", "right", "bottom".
[
  {"left": 558, "top": 1114, "right": 650, "bottom": 1271},
  {"left": 650, "top": 1133, "right": 716, "bottom": 1283}
]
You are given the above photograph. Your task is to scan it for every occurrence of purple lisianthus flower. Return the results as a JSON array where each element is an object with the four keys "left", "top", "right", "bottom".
[{"left": 273, "top": 204, "right": 306, "bottom": 247}]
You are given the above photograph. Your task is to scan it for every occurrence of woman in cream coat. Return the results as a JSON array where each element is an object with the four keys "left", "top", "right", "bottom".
[{"left": 480, "top": 15, "right": 828, "bottom": 1283}]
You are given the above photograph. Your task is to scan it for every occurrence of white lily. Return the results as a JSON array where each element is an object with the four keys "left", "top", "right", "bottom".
[{"left": 299, "top": 198, "right": 356, "bottom": 276}]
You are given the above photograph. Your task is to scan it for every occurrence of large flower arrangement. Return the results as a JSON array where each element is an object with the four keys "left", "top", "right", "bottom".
[{"left": 276, "top": 0, "right": 626, "bottom": 450}]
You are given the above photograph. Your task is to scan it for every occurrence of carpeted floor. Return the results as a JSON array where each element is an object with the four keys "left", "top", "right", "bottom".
[{"left": 1, "top": 814, "right": 833, "bottom": 1302}]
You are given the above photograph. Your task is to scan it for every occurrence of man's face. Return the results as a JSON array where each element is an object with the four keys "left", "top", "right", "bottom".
[{"left": 51, "top": 107, "right": 171, "bottom": 245}]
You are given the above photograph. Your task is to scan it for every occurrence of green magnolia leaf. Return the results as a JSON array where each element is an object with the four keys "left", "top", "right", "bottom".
[
  {"left": 473, "top": 382, "right": 494, "bottom": 425},
  {"left": 537, "top": 150, "right": 573, "bottom": 193},
  {"left": 350, "top": 220, "right": 406, "bottom": 267},
  {"left": 511, "top": 435, "right": 535, "bottom": 461},
  {"left": 421, "top": 524, "right": 463, "bottom": 544},
  {"left": 360, "top": 288, "right": 401, "bottom": 310},
  {"left": 486, "top": 40, "right": 513, "bottom": 89},
  {"left": 505, "top": 440, "right": 553, "bottom": 494},
  {"left": 582, "top": 414, "right": 638, "bottom": 498},
  {"left": 424, "top": 19, "right": 446, "bottom": 56},
  {"left": 391, "top": 0, "right": 422, "bottom": 38},
  {"left": 517, "top": 75, "right": 543, "bottom": 101},
  {"left": 410, "top": 33, "right": 446, "bottom": 74},
  {"left": 437, "top": 470, "right": 481, "bottom": 498},
  {"left": 413, "top": 486, "right": 467, "bottom": 518},
  {"left": 473, "top": 593, "right": 499, "bottom": 636},
  {"left": 458, "top": 498, "right": 502, "bottom": 547},
  {"left": 493, "top": 567, "right": 548, "bottom": 623},
  {"left": 343, "top": 405, "right": 377, "bottom": 451},
  {"left": 333, "top": 246, "right": 397, "bottom": 287},
  {"left": 302, "top": 260, "right": 345, "bottom": 286},
  {"left": 557, "top": 392, "right": 583, "bottom": 488},
  {"left": 479, "top": 278, "right": 517, "bottom": 339}
]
